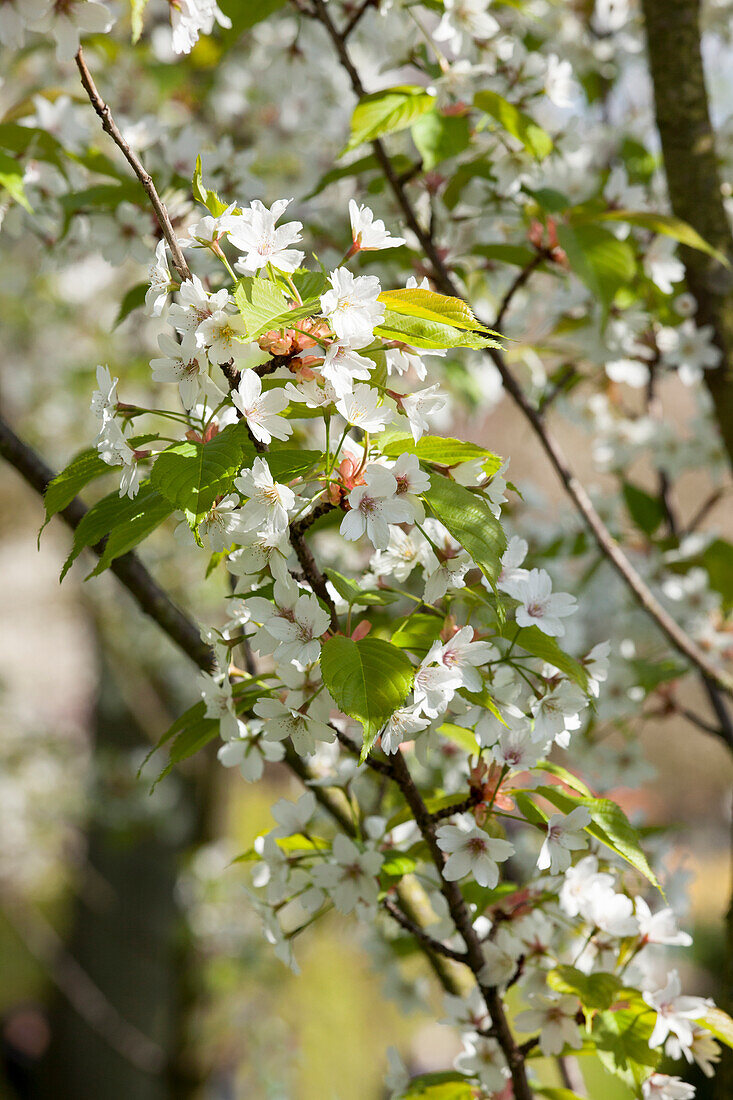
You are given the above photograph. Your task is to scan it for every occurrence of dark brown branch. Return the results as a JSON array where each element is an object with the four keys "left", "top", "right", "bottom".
[
  {"left": 0, "top": 414, "right": 214, "bottom": 673},
  {"left": 429, "top": 787, "right": 483, "bottom": 822},
  {"left": 75, "top": 47, "right": 191, "bottom": 282},
  {"left": 382, "top": 896, "right": 469, "bottom": 963},
  {"left": 343, "top": 0, "right": 380, "bottom": 38}
]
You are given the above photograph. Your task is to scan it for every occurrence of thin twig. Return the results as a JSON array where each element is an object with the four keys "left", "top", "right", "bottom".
[
  {"left": 382, "top": 896, "right": 469, "bottom": 963},
  {"left": 343, "top": 0, "right": 379, "bottom": 38},
  {"left": 75, "top": 47, "right": 191, "bottom": 282}
]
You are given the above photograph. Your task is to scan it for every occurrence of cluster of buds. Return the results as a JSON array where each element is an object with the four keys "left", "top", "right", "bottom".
[{"left": 258, "top": 316, "right": 331, "bottom": 356}]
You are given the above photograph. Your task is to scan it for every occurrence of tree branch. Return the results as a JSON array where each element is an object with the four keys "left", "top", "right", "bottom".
[
  {"left": 75, "top": 46, "right": 191, "bottom": 283},
  {"left": 382, "top": 896, "right": 469, "bottom": 963}
]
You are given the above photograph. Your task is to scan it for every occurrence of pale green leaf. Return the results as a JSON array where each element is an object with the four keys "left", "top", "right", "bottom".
[
  {"left": 473, "top": 90, "right": 553, "bottom": 159},
  {"left": 572, "top": 208, "right": 728, "bottom": 264},
  {"left": 499, "top": 622, "right": 589, "bottom": 691},
  {"left": 556, "top": 223, "right": 636, "bottom": 310},
  {"left": 233, "top": 276, "right": 290, "bottom": 338},
  {"left": 0, "top": 149, "right": 32, "bottom": 212},
  {"left": 43, "top": 448, "right": 111, "bottom": 527},
  {"left": 345, "top": 86, "right": 436, "bottom": 152},
  {"left": 377, "top": 428, "right": 502, "bottom": 472},
  {"left": 130, "top": 0, "right": 150, "bottom": 42},
  {"left": 411, "top": 109, "right": 471, "bottom": 171}
]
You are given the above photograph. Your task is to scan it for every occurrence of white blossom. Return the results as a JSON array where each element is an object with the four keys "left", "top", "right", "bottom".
[
  {"left": 503, "top": 568, "right": 577, "bottom": 637},
  {"left": 230, "top": 198, "right": 305, "bottom": 275},
  {"left": 321, "top": 269, "right": 385, "bottom": 346},
  {"left": 232, "top": 370, "right": 293, "bottom": 444},
  {"left": 435, "top": 822, "right": 514, "bottom": 887},
  {"left": 348, "top": 200, "right": 405, "bottom": 252},
  {"left": 537, "top": 806, "right": 591, "bottom": 873}
]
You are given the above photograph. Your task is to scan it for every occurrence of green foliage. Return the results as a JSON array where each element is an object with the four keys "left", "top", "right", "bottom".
[
  {"left": 319, "top": 636, "right": 414, "bottom": 759},
  {"left": 499, "top": 623, "right": 589, "bottom": 690},
  {"left": 151, "top": 423, "right": 254, "bottom": 518},
  {"left": 324, "top": 569, "right": 400, "bottom": 606},
  {"left": 697, "top": 537, "right": 733, "bottom": 611},
  {"left": 266, "top": 448, "right": 323, "bottom": 481},
  {"left": 376, "top": 308, "right": 502, "bottom": 351},
  {"left": 233, "top": 276, "right": 292, "bottom": 338},
  {"left": 423, "top": 472, "right": 506, "bottom": 589},
  {"left": 396, "top": 1072, "right": 475, "bottom": 1099},
  {"left": 60, "top": 482, "right": 174, "bottom": 580},
  {"left": 534, "top": 786, "right": 661, "bottom": 890},
  {"left": 438, "top": 722, "right": 481, "bottom": 756},
  {"left": 591, "top": 998, "right": 660, "bottom": 1089},
  {"left": 0, "top": 149, "right": 32, "bottom": 212},
  {"left": 89, "top": 490, "right": 175, "bottom": 575},
  {"left": 389, "top": 614, "right": 443, "bottom": 656},
  {"left": 43, "top": 448, "right": 111, "bottom": 527},
  {"left": 192, "top": 153, "right": 228, "bottom": 215},
  {"left": 345, "top": 87, "right": 435, "bottom": 152},
  {"left": 556, "top": 223, "right": 636, "bottom": 313},
  {"left": 114, "top": 280, "right": 149, "bottom": 328},
  {"left": 411, "top": 109, "right": 471, "bottom": 171},
  {"left": 378, "top": 287, "right": 500, "bottom": 336},
  {"left": 571, "top": 208, "right": 727, "bottom": 263},
  {"left": 377, "top": 428, "right": 502, "bottom": 471},
  {"left": 622, "top": 481, "right": 665, "bottom": 537},
  {"left": 473, "top": 90, "right": 553, "bottom": 159},
  {"left": 130, "top": 0, "right": 150, "bottom": 42},
  {"left": 548, "top": 965, "right": 625, "bottom": 1012},
  {"left": 694, "top": 1006, "right": 733, "bottom": 1049}
]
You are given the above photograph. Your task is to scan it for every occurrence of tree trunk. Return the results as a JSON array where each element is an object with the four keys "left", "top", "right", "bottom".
[{"left": 641, "top": 0, "right": 733, "bottom": 466}]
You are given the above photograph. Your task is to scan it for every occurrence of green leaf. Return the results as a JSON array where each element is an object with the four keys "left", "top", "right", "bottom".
[
  {"left": 536, "top": 1090, "right": 587, "bottom": 1100},
  {"left": 114, "top": 281, "right": 149, "bottom": 328},
  {"left": 534, "top": 761, "right": 594, "bottom": 798},
  {"left": 233, "top": 276, "right": 290, "bottom": 338},
  {"left": 438, "top": 722, "right": 481, "bottom": 756},
  {"left": 572, "top": 208, "right": 728, "bottom": 264},
  {"left": 498, "top": 623, "right": 589, "bottom": 691},
  {"left": 378, "top": 287, "right": 500, "bottom": 336},
  {"left": 548, "top": 965, "right": 625, "bottom": 1012},
  {"left": 345, "top": 86, "right": 435, "bottom": 152},
  {"left": 389, "top": 614, "right": 443, "bottom": 656},
  {"left": 375, "top": 308, "right": 502, "bottom": 351},
  {"left": 130, "top": 0, "right": 150, "bottom": 42},
  {"left": 0, "top": 149, "right": 31, "bottom": 212},
  {"left": 43, "top": 449, "right": 111, "bottom": 526},
  {"left": 60, "top": 483, "right": 170, "bottom": 581},
  {"left": 58, "top": 181, "right": 142, "bottom": 220},
  {"left": 473, "top": 90, "right": 553, "bottom": 159},
  {"left": 150, "top": 423, "right": 254, "bottom": 518},
  {"left": 397, "top": 1071, "right": 475, "bottom": 1099},
  {"left": 411, "top": 109, "right": 471, "bottom": 171},
  {"left": 191, "top": 153, "right": 228, "bottom": 216},
  {"left": 266, "top": 448, "right": 322, "bottom": 481},
  {"left": 592, "top": 999, "right": 660, "bottom": 1088},
  {"left": 534, "top": 786, "right": 661, "bottom": 891},
  {"left": 89, "top": 491, "right": 175, "bottom": 575},
  {"left": 0, "top": 123, "right": 65, "bottom": 172},
  {"left": 319, "top": 636, "right": 414, "bottom": 759},
  {"left": 381, "top": 853, "right": 418, "bottom": 879},
  {"left": 622, "top": 481, "right": 665, "bottom": 537},
  {"left": 324, "top": 569, "right": 399, "bottom": 607},
  {"left": 694, "top": 1006, "right": 733, "bottom": 1049},
  {"left": 377, "top": 428, "right": 502, "bottom": 472},
  {"left": 423, "top": 472, "right": 506, "bottom": 590},
  {"left": 698, "top": 538, "right": 733, "bottom": 611},
  {"left": 473, "top": 242, "right": 538, "bottom": 267},
  {"left": 556, "top": 223, "right": 636, "bottom": 311}
]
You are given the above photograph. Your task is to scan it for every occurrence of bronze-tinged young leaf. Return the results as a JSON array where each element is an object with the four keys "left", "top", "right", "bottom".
[{"left": 319, "top": 636, "right": 414, "bottom": 760}]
